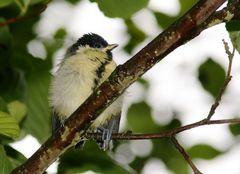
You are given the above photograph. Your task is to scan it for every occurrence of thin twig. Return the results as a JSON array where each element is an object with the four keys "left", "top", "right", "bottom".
[
  {"left": 223, "top": 39, "right": 235, "bottom": 77},
  {"left": 171, "top": 137, "right": 203, "bottom": 174},
  {"left": 206, "top": 78, "right": 232, "bottom": 120},
  {"left": 88, "top": 118, "right": 240, "bottom": 140},
  {"left": 207, "top": 1, "right": 240, "bottom": 28},
  {"left": 206, "top": 40, "right": 235, "bottom": 120}
]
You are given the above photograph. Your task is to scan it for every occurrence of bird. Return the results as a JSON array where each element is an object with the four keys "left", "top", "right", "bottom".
[{"left": 49, "top": 33, "right": 123, "bottom": 150}]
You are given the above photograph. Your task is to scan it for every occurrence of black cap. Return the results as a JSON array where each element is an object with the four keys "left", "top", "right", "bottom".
[{"left": 66, "top": 33, "right": 109, "bottom": 57}]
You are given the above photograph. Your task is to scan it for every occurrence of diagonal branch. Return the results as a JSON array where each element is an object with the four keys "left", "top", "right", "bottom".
[
  {"left": 11, "top": 0, "right": 240, "bottom": 173},
  {"left": 171, "top": 137, "right": 203, "bottom": 174},
  {"left": 89, "top": 40, "right": 238, "bottom": 174},
  {"left": 90, "top": 39, "right": 237, "bottom": 142}
]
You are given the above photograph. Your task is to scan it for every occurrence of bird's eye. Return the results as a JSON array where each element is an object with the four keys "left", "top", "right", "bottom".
[{"left": 94, "top": 43, "right": 102, "bottom": 48}]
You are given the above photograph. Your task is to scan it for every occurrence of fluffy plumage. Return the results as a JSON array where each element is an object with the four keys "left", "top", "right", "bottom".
[{"left": 50, "top": 33, "right": 122, "bottom": 150}]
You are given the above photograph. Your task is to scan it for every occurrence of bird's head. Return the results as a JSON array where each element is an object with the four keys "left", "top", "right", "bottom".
[{"left": 66, "top": 33, "right": 118, "bottom": 58}]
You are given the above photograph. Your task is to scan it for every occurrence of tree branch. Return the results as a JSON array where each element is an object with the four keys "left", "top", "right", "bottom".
[
  {"left": 206, "top": 2, "right": 240, "bottom": 28},
  {"left": 111, "top": 40, "right": 236, "bottom": 174},
  {"left": 171, "top": 137, "right": 203, "bottom": 174},
  {"left": 206, "top": 40, "right": 235, "bottom": 120},
  {"left": 0, "top": 3, "right": 48, "bottom": 27},
  {"left": 92, "top": 40, "right": 236, "bottom": 141},
  {"left": 11, "top": 0, "right": 240, "bottom": 173},
  {"left": 90, "top": 118, "right": 240, "bottom": 140}
]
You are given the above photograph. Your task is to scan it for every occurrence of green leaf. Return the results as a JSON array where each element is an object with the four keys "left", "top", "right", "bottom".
[
  {"left": 4, "top": 145, "right": 27, "bottom": 168},
  {"left": 127, "top": 101, "right": 158, "bottom": 132},
  {"left": 30, "top": 0, "right": 46, "bottom": 5},
  {"left": 8, "top": 19, "right": 57, "bottom": 142},
  {"left": 0, "top": 18, "right": 12, "bottom": 70},
  {"left": 149, "top": 139, "right": 188, "bottom": 174},
  {"left": 153, "top": 12, "right": 177, "bottom": 29},
  {"left": 92, "top": 0, "right": 149, "bottom": 18},
  {"left": 14, "top": 0, "right": 31, "bottom": 15},
  {"left": 0, "top": 0, "right": 13, "bottom": 8},
  {"left": 58, "top": 142, "right": 130, "bottom": 174},
  {"left": 54, "top": 28, "right": 67, "bottom": 40},
  {"left": 229, "top": 124, "right": 240, "bottom": 136},
  {"left": 0, "top": 17, "right": 11, "bottom": 43},
  {"left": 6, "top": 16, "right": 53, "bottom": 142},
  {"left": 10, "top": 15, "right": 52, "bottom": 73},
  {"left": 0, "top": 111, "right": 20, "bottom": 139},
  {"left": 153, "top": 0, "right": 197, "bottom": 29},
  {"left": 22, "top": 71, "right": 51, "bottom": 143},
  {"left": 160, "top": 118, "right": 181, "bottom": 132},
  {"left": 124, "top": 19, "right": 146, "bottom": 53},
  {"left": 226, "top": 20, "right": 240, "bottom": 54},
  {"left": 0, "top": 145, "right": 26, "bottom": 174},
  {"left": 0, "top": 145, "right": 13, "bottom": 174},
  {"left": 130, "top": 119, "right": 184, "bottom": 173},
  {"left": 7, "top": 100, "right": 27, "bottom": 123},
  {"left": 187, "top": 144, "right": 222, "bottom": 159},
  {"left": 66, "top": 0, "right": 80, "bottom": 5},
  {"left": 179, "top": 0, "right": 198, "bottom": 16},
  {"left": 0, "top": 68, "right": 27, "bottom": 102},
  {"left": 137, "top": 78, "right": 149, "bottom": 89},
  {"left": 0, "top": 97, "right": 8, "bottom": 112},
  {"left": 198, "top": 58, "right": 225, "bottom": 97},
  {"left": 129, "top": 157, "right": 146, "bottom": 173}
]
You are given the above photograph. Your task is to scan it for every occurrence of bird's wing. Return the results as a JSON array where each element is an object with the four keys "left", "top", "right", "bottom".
[
  {"left": 51, "top": 110, "right": 62, "bottom": 135},
  {"left": 107, "top": 112, "right": 121, "bottom": 134}
]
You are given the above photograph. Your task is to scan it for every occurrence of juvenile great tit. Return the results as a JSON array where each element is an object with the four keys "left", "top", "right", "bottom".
[{"left": 49, "top": 33, "right": 123, "bottom": 150}]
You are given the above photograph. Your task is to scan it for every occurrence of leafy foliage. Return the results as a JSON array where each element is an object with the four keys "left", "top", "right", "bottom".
[
  {"left": 90, "top": 0, "right": 149, "bottom": 18},
  {"left": 124, "top": 19, "right": 146, "bottom": 54},
  {"left": 229, "top": 124, "right": 240, "bottom": 136},
  {"left": 0, "top": 111, "right": 20, "bottom": 139},
  {"left": 127, "top": 101, "right": 159, "bottom": 132},
  {"left": 153, "top": 0, "right": 197, "bottom": 29},
  {"left": 129, "top": 119, "right": 187, "bottom": 174},
  {"left": 226, "top": 20, "right": 240, "bottom": 54},
  {"left": 0, "top": 145, "right": 12, "bottom": 174},
  {"left": 7, "top": 100, "right": 27, "bottom": 123},
  {"left": 137, "top": 78, "right": 150, "bottom": 89},
  {"left": 58, "top": 142, "right": 130, "bottom": 174},
  {"left": 0, "top": 0, "right": 13, "bottom": 8},
  {"left": 4, "top": 145, "right": 27, "bottom": 170},
  {"left": 154, "top": 11, "right": 177, "bottom": 29},
  {"left": 0, "top": 145, "right": 26, "bottom": 174},
  {"left": 178, "top": 0, "right": 198, "bottom": 16},
  {"left": 187, "top": 144, "right": 222, "bottom": 160},
  {"left": 198, "top": 58, "right": 225, "bottom": 97},
  {"left": 22, "top": 71, "right": 51, "bottom": 143}
]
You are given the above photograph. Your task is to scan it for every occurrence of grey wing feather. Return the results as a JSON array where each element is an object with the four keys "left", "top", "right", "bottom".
[
  {"left": 106, "top": 112, "right": 121, "bottom": 134},
  {"left": 52, "top": 111, "right": 62, "bottom": 135}
]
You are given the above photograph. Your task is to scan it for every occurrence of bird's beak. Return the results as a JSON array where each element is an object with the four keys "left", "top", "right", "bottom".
[{"left": 102, "top": 44, "right": 118, "bottom": 52}]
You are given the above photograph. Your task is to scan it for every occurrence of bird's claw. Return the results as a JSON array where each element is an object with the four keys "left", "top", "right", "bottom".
[{"left": 97, "top": 121, "right": 115, "bottom": 150}]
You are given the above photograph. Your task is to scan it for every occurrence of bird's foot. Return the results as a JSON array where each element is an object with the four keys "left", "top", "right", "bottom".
[{"left": 96, "top": 127, "right": 111, "bottom": 150}]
